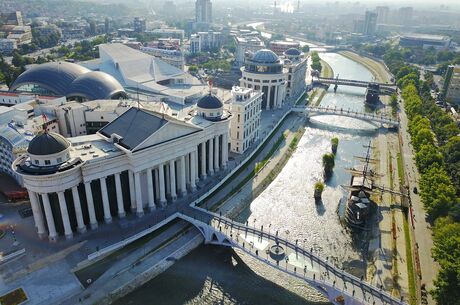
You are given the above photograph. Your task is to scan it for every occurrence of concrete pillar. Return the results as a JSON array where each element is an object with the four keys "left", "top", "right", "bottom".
[
  {"left": 134, "top": 171, "right": 144, "bottom": 217},
  {"left": 71, "top": 187, "right": 86, "bottom": 234},
  {"left": 190, "top": 150, "right": 197, "bottom": 192},
  {"left": 185, "top": 153, "right": 190, "bottom": 187},
  {"left": 84, "top": 182, "right": 98, "bottom": 230},
  {"left": 194, "top": 148, "right": 199, "bottom": 182},
  {"left": 114, "top": 173, "right": 125, "bottom": 218},
  {"left": 57, "top": 191, "right": 73, "bottom": 240},
  {"left": 100, "top": 177, "right": 112, "bottom": 224},
  {"left": 208, "top": 138, "right": 214, "bottom": 175},
  {"left": 158, "top": 164, "right": 166, "bottom": 206},
  {"left": 28, "top": 191, "right": 46, "bottom": 239},
  {"left": 41, "top": 193, "right": 57, "bottom": 242},
  {"left": 147, "top": 168, "right": 155, "bottom": 211},
  {"left": 200, "top": 142, "right": 207, "bottom": 180},
  {"left": 267, "top": 86, "right": 272, "bottom": 110},
  {"left": 214, "top": 135, "right": 220, "bottom": 171},
  {"left": 169, "top": 159, "right": 177, "bottom": 201},
  {"left": 222, "top": 133, "right": 229, "bottom": 169},
  {"left": 154, "top": 168, "right": 160, "bottom": 202},
  {"left": 180, "top": 155, "right": 187, "bottom": 197},
  {"left": 128, "top": 170, "right": 136, "bottom": 212},
  {"left": 165, "top": 163, "right": 170, "bottom": 195}
]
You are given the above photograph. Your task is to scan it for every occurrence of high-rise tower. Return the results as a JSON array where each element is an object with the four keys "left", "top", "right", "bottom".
[{"left": 195, "top": 0, "right": 212, "bottom": 24}]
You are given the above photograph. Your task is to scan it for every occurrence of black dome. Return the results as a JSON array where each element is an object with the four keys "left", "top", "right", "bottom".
[
  {"left": 27, "top": 132, "right": 70, "bottom": 156},
  {"left": 197, "top": 94, "right": 223, "bottom": 109},
  {"left": 284, "top": 48, "right": 301, "bottom": 56}
]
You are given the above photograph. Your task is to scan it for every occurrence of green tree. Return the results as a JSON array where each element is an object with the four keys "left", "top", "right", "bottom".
[
  {"left": 322, "top": 153, "right": 335, "bottom": 178},
  {"left": 415, "top": 144, "right": 443, "bottom": 172}
]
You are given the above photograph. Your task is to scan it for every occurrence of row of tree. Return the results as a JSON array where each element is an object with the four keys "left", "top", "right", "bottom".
[
  {"left": 310, "top": 51, "right": 322, "bottom": 72},
  {"left": 385, "top": 48, "right": 460, "bottom": 305}
]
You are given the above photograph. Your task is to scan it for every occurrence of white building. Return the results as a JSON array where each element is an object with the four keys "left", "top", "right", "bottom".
[
  {"left": 229, "top": 86, "right": 262, "bottom": 154},
  {"left": 140, "top": 47, "right": 185, "bottom": 70},
  {"left": 195, "top": 0, "right": 212, "bottom": 24},
  {"left": 151, "top": 28, "right": 185, "bottom": 40},
  {"left": 234, "top": 36, "right": 265, "bottom": 68},
  {"left": 0, "top": 38, "right": 17, "bottom": 54},
  {"left": 240, "top": 49, "right": 286, "bottom": 110},
  {"left": 13, "top": 96, "right": 231, "bottom": 241},
  {"left": 283, "top": 48, "right": 307, "bottom": 100}
]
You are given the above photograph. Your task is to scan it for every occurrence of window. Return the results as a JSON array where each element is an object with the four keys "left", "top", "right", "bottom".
[
  {"left": 45, "top": 160, "right": 51, "bottom": 165},
  {"left": 57, "top": 157, "right": 62, "bottom": 163},
  {"left": 34, "top": 160, "right": 39, "bottom": 165}
]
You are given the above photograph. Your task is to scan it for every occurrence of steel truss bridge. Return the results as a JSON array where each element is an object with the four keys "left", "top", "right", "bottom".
[
  {"left": 313, "top": 77, "right": 397, "bottom": 95},
  {"left": 176, "top": 205, "right": 407, "bottom": 305}
]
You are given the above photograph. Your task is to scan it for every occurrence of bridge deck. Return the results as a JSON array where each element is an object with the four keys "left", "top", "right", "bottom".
[
  {"left": 180, "top": 206, "right": 407, "bottom": 305},
  {"left": 315, "top": 77, "right": 396, "bottom": 88}
]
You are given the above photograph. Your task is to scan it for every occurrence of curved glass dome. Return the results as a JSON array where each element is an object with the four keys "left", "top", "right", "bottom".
[
  {"left": 284, "top": 48, "right": 301, "bottom": 56},
  {"left": 10, "top": 62, "right": 91, "bottom": 96},
  {"left": 67, "top": 71, "right": 128, "bottom": 100},
  {"left": 244, "top": 49, "right": 283, "bottom": 74},
  {"left": 251, "top": 49, "right": 280, "bottom": 64}
]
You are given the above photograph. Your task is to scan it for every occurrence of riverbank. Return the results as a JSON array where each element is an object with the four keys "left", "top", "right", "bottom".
[
  {"left": 338, "top": 51, "right": 391, "bottom": 83},
  {"left": 309, "top": 59, "right": 334, "bottom": 106}
]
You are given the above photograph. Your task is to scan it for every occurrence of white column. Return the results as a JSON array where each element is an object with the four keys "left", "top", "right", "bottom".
[
  {"left": 194, "top": 149, "right": 199, "bottom": 182},
  {"left": 128, "top": 170, "right": 136, "bottom": 212},
  {"left": 158, "top": 164, "right": 166, "bottom": 206},
  {"left": 71, "top": 187, "right": 86, "bottom": 234},
  {"left": 114, "top": 173, "right": 125, "bottom": 218},
  {"left": 185, "top": 154, "right": 190, "bottom": 187},
  {"left": 180, "top": 155, "right": 187, "bottom": 197},
  {"left": 28, "top": 191, "right": 46, "bottom": 239},
  {"left": 165, "top": 163, "right": 170, "bottom": 195},
  {"left": 169, "top": 159, "right": 177, "bottom": 201},
  {"left": 84, "top": 182, "right": 98, "bottom": 230},
  {"left": 154, "top": 168, "right": 160, "bottom": 202},
  {"left": 214, "top": 135, "right": 220, "bottom": 171},
  {"left": 134, "top": 171, "right": 144, "bottom": 217},
  {"left": 208, "top": 138, "right": 214, "bottom": 175},
  {"left": 147, "top": 169, "right": 155, "bottom": 211},
  {"left": 190, "top": 150, "right": 197, "bottom": 192},
  {"left": 100, "top": 177, "right": 112, "bottom": 224},
  {"left": 267, "top": 86, "right": 272, "bottom": 110},
  {"left": 200, "top": 142, "right": 207, "bottom": 180},
  {"left": 41, "top": 193, "right": 57, "bottom": 242},
  {"left": 57, "top": 191, "right": 73, "bottom": 239},
  {"left": 222, "top": 133, "right": 229, "bottom": 169}
]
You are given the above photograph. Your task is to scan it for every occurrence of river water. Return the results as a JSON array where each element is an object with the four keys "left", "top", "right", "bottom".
[{"left": 115, "top": 53, "right": 379, "bottom": 305}]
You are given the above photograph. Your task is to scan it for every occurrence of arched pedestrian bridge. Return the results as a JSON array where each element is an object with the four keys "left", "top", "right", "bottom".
[
  {"left": 177, "top": 205, "right": 407, "bottom": 305},
  {"left": 292, "top": 106, "right": 399, "bottom": 129}
]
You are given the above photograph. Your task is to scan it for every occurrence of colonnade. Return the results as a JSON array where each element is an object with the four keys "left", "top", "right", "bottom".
[{"left": 28, "top": 134, "right": 229, "bottom": 242}]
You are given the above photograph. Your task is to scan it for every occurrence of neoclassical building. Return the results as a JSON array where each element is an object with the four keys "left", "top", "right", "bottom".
[
  {"left": 283, "top": 48, "right": 307, "bottom": 100},
  {"left": 13, "top": 95, "right": 231, "bottom": 241},
  {"left": 240, "top": 49, "right": 287, "bottom": 110}
]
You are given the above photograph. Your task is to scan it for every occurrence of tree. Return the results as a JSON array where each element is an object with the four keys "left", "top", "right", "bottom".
[
  {"left": 413, "top": 128, "right": 434, "bottom": 151},
  {"left": 301, "top": 45, "right": 310, "bottom": 53},
  {"left": 331, "top": 137, "right": 339, "bottom": 154},
  {"left": 322, "top": 153, "right": 335, "bottom": 179},
  {"left": 415, "top": 144, "right": 443, "bottom": 172}
]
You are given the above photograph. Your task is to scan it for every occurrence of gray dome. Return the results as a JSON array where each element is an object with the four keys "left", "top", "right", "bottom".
[
  {"left": 67, "top": 71, "right": 127, "bottom": 100},
  {"left": 27, "top": 131, "right": 70, "bottom": 156},
  {"left": 284, "top": 48, "right": 301, "bottom": 56},
  {"left": 251, "top": 49, "right": 280, "bottom": 64},
  {"left": 10, "top": 62, "right": 91, "bottom": 96},
  {"left": 197, "top": 94, "right": 223, "bottom": 109}
]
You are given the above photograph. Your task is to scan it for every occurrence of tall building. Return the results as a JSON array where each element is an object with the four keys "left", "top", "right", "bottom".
[
  {"left": 230, "top": 87, "right": 262, "bottom": 154},
  {"left": 443, "top": 65, "right": 460, "bottom": 105},
  {"left": 196, "top": 0, "right": 212, "bottom": 24},
  {"left": 234, "top": 36, "right": 265, "bottom": 68},
  {"left": 375, "top": 6, "right": 389, "bottom": 24},
  {"left": 283, "top": 48, "right": 307, "bottom": 100},
  {"left": 398, "top": 7, "right": 413, "bottom": 26},
  {"left": 240, "top": 49, "right": 286, "bottom": 110},
  {"left": 363, "top": 11, "right": 377, "bottom": 36},
  {"left": 133, "top": 17, "right": 146, "bottom": 33}
]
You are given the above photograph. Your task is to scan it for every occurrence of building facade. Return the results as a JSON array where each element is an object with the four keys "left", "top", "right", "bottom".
[
  {"left": 140, "top": 47, "right": 185, "bottom": 70},
  {"left": 240, "top": 49, "right": 286, "bottom": 110},
  {"left": 444, "top": 65, "right": 460, "bottom": 105},
  {"left": 283, "top": 48, "right": 307, "bottom": 100},
  {"left": 229, "top": 87, "right": 262, "bottom": 154},
  {"left": 195, "top": 0, "right": 212, "bottom": 24},
  {"left": 0, "top": 38, "right": 17, "bottom": 54},
  {"left": 13, "top": 102, "right": 231, "bottom": 241},
  {"left": 234, "top": 36, "right": 265, "bottom": 68},
  {"left": 269, "top": 40, "right": 300, "bottom": 56},
  {"left": 399, "top": 34, "right": 451, "bottom": 50}
]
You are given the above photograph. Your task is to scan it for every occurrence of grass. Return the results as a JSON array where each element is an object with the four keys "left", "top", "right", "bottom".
[
  {"left": 314, "top": 90, "right": 327, "bottom": 106},
  {"left": 295, "top": 91, "right": 308, "bottom": 106},
  {"left": 403, "top": 210, "right": 417, "bottom": 305},
  {"left": 397, "top": 153, "right": 405, "bottom": 186},
  {"left": 320, "top": 59, "right": 333, "bottom": 78},
  {"left": 0, "top": 288, "right": 28, "bottom": 305}
]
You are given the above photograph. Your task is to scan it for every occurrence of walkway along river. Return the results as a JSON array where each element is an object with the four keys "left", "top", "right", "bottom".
[{"left": 114, "top": 53, "right": 384, "bottom": 305}]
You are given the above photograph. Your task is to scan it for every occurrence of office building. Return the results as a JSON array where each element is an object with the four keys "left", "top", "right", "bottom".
[
  {"left": 234, "top": 36, "right": 265, "bottom": 68},
  {"left": 283, "top": 48, "right": 307, "bottom": 100},
  {"left": 375, "top": 6, "right": 389, "bottom": 24},
  {"left": 229, "top": 87, "right": 262, "bottom": 154},
  {"left": 190, "top": 31, "right": 223, "bottom": 53},
  {"left": 443, "top": 65, "right": 460, "bottom": 105},
  {"left": 399, "top": 34, "right": 451, "bottom": 50},
  {"left": 196, "top": 0, "right": 212, "bottom": 24},
  {"left": 0, "top": 38, "right": 17, "bottom": 54},
  {"left": 133, "top": 17, "right": 146, "bottom": 33},
  {"left": 363, "top": 11, "right": 377, "bottom": 36}
]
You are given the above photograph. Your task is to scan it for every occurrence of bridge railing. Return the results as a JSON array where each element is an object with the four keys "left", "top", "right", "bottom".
[{"left": 184, "top": 208, "right": 406, "bottom": 305}]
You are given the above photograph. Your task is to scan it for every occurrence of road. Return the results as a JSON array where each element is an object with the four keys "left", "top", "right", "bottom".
[{"left": 398, "top": 98, "right": 438, "bottom": 305}]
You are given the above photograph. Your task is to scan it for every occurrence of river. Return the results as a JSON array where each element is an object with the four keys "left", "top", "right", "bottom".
[{"left": 114, "top": 53, "right": 379, "bottom": 305}]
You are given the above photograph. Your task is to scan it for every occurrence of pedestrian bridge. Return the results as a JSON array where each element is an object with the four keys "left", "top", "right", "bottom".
[
  {"left": 292, "top": 106, "right": 399, "bottom": 128},
  {"left": 313, "top": 77, "right": 397, "bottom": 95},
  {"left": 177, "top": 206, "right": 407, "bottom": 305}
]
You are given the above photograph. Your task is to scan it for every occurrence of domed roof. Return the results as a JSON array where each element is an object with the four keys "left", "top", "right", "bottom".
[
  {"left": 284, "top": 48, "right": 301, "bottom": 56},
  {"left": 27, "top": 131, "right": 70, "bottom": 156},
  {"left": 67, "top": 71, "right": 127, "bottom": 100},
  {"left": 197, "top": 94, "right": 223, "bottom": 109},
  {"left": 10, "top": 62, "right": 91, "bottom": 96},
  {"left": 251, "top": 49, "right": 280, "bottom": 64}
]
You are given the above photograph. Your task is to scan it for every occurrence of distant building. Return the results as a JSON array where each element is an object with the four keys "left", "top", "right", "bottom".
[
  {"left": 234, "top": 36, "right": 265, "bottom": 68},
  {"left": 196, "top": 0, "right": 212, "bottom": 24},
  {"left": 353, "top": 19, "right": 365, "bottom": 34},
  {"left": 269, "top": 40, "right": 300, "bottom": 56},
  {"left": 283, "top": 48, "right": 307, "bottom": 100},
  {"left": 0, "top": 38, "right": 17, "bottom": 54},
  {"left": 443, "top": 65, "right": 460, "bottom": 105},
  {"left": 151, "top": 28, "right": 185, "bottom": 40},
  {"left": 399, "top": 34, "right": 451, "bottom": 50},
  {"left": 398, "top": 7, "right": 413, "bottom": 26},
  {"left": 229, "top": 86, "right": 262, "bottom": 154},
  {"left": 190, "top": 31, "right": 223, "bottom": 53},
  {"left": 0, "top": 11, "right": 23, "bottom": 26},
  {"left": 375, "top": 6, "right": 389, "bottom": 24},
  {"left": 363, "top": 11, "right": 377, "bottom": 36},
  {"left": 141, "top": 47, "right": 185, "bottom": 70},
  {"left": 133, "top": 17, "right": 146, "bottom": 33}
]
